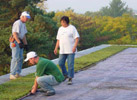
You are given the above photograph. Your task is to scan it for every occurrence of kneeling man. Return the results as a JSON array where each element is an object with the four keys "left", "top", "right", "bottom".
[{"left": 24, "top": 51, "right": 64, "bottom": 96}]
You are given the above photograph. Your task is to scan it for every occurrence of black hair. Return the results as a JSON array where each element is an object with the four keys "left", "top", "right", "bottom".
[{"left": 60, "top": 16, "right": 69, "bottom": 24}]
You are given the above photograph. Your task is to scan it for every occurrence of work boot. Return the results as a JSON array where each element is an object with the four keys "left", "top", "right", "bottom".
[
  {"left": 10, "top": 75, "right": 17, "bottom": 80},
  {"left": 45, "top": 91, "right": 55, "bottom": 96},
  {"left": 67, "top": 78, "right": 72, "bottom": 85}
]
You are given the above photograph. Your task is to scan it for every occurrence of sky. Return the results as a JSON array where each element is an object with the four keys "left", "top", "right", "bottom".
[{"left": 45, "top": 0, "right": 137, "bottom": 14}]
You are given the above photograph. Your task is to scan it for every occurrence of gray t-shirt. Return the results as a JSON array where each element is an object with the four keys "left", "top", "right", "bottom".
[{"left": 12, "top": 20, "right": 27, "bottom": 39}]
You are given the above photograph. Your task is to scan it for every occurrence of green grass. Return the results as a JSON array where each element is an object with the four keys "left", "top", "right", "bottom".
[
  {"left": 74, "top": 46, "right": 129, "bottom": 71},
  {"left": 0, "top": 46, "right": 133, "bottom": 100},
  {"left": 0, "top": 74, "right": 35, "bottom": 100}
]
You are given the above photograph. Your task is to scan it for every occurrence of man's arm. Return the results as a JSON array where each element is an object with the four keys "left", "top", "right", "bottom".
[
  {"left": 22, "top": 35, "right": 27, "bottom": 45},
  {"left": 72, "top": 37, "right": 79, "bottom": 53},
  {"left": 54, "top": 40, "right": 59, "bottom": 55},
  {"left": 12, "top": 32, "right": 21, "bottom": 44},
  {"left": 31, "top": 76, "right": 38, "bottom": 94}
]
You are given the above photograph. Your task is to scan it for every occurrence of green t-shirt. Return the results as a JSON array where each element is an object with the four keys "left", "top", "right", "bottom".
[{"left": 36, "top": 57, "right": 64, "bottom": 82}]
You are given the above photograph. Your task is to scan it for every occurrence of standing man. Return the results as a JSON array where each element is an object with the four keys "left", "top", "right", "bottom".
[
  {"left": 54, "top": 16, "right": 80, "bottom": 85},
  {"left": 10, "top": 11, "right": 30, "bottom": 79},
  {"left": 24, "top": 51, "right": 64, "bottom": 96}
]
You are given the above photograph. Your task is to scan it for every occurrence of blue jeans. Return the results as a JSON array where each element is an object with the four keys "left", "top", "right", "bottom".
[
  {"left": 37, "top": 75, "right": 59, "bottom": 92},
  {"left": 10, "top": 41, "right": 23, "bottom": 75},
  {"left": 59, "top": 53, "right": 75, "bottom": 78}
]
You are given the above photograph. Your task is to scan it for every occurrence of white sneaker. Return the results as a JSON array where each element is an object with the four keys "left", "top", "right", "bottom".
[{"left": 10, "top": 75, "right": 17, "bottom": 80}]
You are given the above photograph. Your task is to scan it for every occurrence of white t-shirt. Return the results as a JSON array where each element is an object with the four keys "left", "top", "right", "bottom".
[
  {"left": 57, "top": 24, "right": 80, "bottom": 54},
  {"left": 12, "top": 20, "right": 27, "bottom": 39}
]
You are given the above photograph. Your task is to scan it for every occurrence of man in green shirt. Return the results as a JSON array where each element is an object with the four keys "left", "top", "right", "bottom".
[{"left": 24, "top": 51, "right": 64, "bottom": 96}]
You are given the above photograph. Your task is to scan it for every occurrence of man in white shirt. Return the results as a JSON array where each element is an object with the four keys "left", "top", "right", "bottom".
[
  {"left": 54, "top": 16, "right": 80, "bottom": 85},
  {"left": 10, "top": 11, "right": 30, "bottom": 79}
]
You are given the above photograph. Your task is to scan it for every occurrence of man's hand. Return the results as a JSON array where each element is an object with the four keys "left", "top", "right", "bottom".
[
  {"left": 72, "top": 38, "right": 79, "bottom": 53},
  {"left": 54, "top": 40, "right": 59, "bottom": 55},
  {"left": 19, "top": 43, "right": 24, "bottom": 49},
  {"left": 31, "top": 85, "right": 37, "bottom": 94},
  {"left": 72, "top": 46, "right": 76, "bottom": 53},
  {"left": 54, "top": 49, "right": 58, "bottom": 55},
  {"left": 31, "top": 77, "right": 38, "bottom": 94}
]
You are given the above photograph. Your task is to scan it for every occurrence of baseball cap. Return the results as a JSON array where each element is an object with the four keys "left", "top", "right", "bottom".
[
  {"left": 24, "top": 51, "right": 37, "bottom": 62},
  {"left": 21, "top": 11, "right": 31, "bottom": 19}
]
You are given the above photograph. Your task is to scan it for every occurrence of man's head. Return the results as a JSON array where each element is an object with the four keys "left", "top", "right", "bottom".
[
  {"left": 24, "top": 51, "right": 38, "bottom": 65},
  {"left": 60, "top": 16, "right": 69, "bottom": 27},
  {"left": 20, "top": 11, "right": 31, "bottom": 23}
]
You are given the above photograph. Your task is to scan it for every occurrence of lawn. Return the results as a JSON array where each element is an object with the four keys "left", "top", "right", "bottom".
[{"left": 0, "top": 46, "right": 132, "bottom": 100}]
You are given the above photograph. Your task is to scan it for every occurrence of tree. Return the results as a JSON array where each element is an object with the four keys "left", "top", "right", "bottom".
[
  {"left": 70, "top": 14, "right": 93, "bottom": 38},
  {"left": 36, "top": 0, "right": 47, "bottom": 12},
  {"left": 100, "top": 0, "right": 133, "bottom": 17},
  {"left": 0, "top": 0, "right": 44, "bottom": 28},
  {"left": 110, "top": 0, "right": 127, "bottom": 17},
  {"left": 85, "top": 11, "right": 101, "bottom": 17},
  {"left": 65, "top": 7, "right": 74, "bottom": 12},
  {"left": 100, "top": 6, "right": 111, "bottom": 16}
]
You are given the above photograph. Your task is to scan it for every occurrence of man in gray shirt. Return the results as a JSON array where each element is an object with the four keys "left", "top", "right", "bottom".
[{"left": 10, "top": 11, "right": 30, "bottom": 79}]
